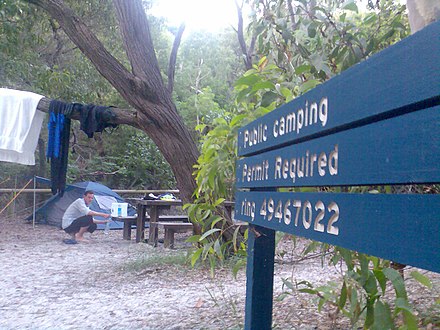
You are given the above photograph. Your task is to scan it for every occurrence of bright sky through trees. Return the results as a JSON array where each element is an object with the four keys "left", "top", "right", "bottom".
[{"left": 149, "top": 0, "right": 238, "bottom": 31}]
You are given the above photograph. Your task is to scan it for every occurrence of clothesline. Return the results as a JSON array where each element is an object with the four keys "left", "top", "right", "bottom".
[{"left": 0, "top": 88, "right": 120, "bottom": 196}]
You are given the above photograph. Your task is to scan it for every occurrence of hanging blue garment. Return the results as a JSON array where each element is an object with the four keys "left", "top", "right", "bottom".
[
  {"left": 46, "top": 100, "right": 70, "bottom": 196},
  {"left": 46, "top": 103, "right": 65, "bottom": 159},
  {"left": 46, "top": 111, "right": 56, "bottom": 159}
]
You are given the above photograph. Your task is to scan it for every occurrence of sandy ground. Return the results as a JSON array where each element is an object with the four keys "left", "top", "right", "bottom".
[{"left": 0, "top": 216, "right": 438, "bottom": 330}]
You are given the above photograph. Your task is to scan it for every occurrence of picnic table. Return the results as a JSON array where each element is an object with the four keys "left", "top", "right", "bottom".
[{"left": 127, "top": 198, "right": 186, "bottom": 244}]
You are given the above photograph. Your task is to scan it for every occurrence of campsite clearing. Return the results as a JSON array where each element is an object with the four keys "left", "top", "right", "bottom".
[{"left": 0, "top": 216, "right": 439, "bottom": 329}]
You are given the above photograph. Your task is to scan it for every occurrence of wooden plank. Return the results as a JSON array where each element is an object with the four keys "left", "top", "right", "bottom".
[
  {"left": 244, "top": 225, "right": 275, "bottom": 330},
  {"left": 235, "top": 191, "right": 440, "bottom": 273},
  {"left": 237, "top": 21, "right": 440, "bottom": 157},
  {"left": 236, "top": 105, "right": 440, "bottom": 188}
]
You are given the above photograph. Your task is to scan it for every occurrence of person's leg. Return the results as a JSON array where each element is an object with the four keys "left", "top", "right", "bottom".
[
  {"left": 87, "top": 223, "right": 97, "bottom": 233},
  {"left": 65, "top": 215, "right": 94, "bottom": 242},
  {"left": 74, "top": 215, "right": 94, "bottom": 241},
  {"left": 75, "top": 226, "right": 90, "bottom": 241}
]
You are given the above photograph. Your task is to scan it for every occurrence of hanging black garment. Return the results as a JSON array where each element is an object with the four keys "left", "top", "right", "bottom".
[{"left": 78, "top": 104, "right": 117, "bottom": 138}]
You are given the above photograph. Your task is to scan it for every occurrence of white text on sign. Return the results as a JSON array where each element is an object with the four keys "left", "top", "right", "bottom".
[
  {"left": 242, "top": 97, "right": 329, "bottom": 149},
  {"left": 240, "top": 197, "right": 340, "bottom": 236}
]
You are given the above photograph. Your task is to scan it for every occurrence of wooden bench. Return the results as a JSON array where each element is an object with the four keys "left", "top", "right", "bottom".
[
  {"left": 151, "top": 222, "right": 194, "bottom": 248},
  {"left": 113, "top": 215, "right": 188, "bottom": 240}
]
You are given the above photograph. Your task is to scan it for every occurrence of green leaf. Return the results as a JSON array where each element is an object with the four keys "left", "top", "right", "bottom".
[
  {"left": 402, "top": 310, "right": 418, "bottom": 330},
  {"left": 383, "top": 268, "right": 407, "bottom": 299},
  {"left": 299, "top": 79, "right": 320, "bottom": 93},
  {"left": 297, "top": 43, "right": 311, "bottom": 58},
  {"left": 295, "top": 64, "right": 312, "bottom": 75},
  {"left": 299, "top": 288, "right": 318, "bottom": 295},
  {"left": 251, "top": 81, "right": 275, "bottom": 93},
  {"left": 261, "top": 91, "right": 278, "bottom": 107},
  {"left": 185, "top": 234, "right": 202, "bottom": 243},
  {"left": 210, "top": 215, "right": 223, "bottom": 229},
  {"left": 338, "top": 248, "right": 354, "bottom": 270},
  {"left": 365, "top": 300, "right": 375, "bottom": 328},
  {"left": 343, "top": 1, "right": 358, "bottom": 12},
  {"left": 230, "top": 114, "right": 247, "bottom": 127},
  {"left": 318, "top": 297, "right": 326, "bottom": 312},
  {"left": 281, "top": 278, "right": 296, "bottom": 291},
  {"left": 202, "top": 241, "right": 215, "bottom": 259},
  {"left": 191, "top": 247, "right": 203, "bottom": 267},
  {"left": 232, "top": 258, "right": 246, "bottom": 279},
  {"left": 213, "top": 239, "right": 222, "bottom": 257},
  {"left": 199, "top": 228, "right": 222, "bottom": 241},
  {"left": 371, "top": 300, "right": 393, "bottom": 330},
  {"left": 338, "top": 281, "right": 347, "bottom": 309},
  {"left": 307, "top": 24, "right": 316, "bottom": 38},
  {"left": 232, "top": 225, "right": 241, "bottom": 252},
  {"left": 234, "top": 74, "right": 260, "bottom": 87},
  {"left": 364, "top": 273, "right": 378, "bottom": 296},
  {"left": 359, "top": 254, "right": 370, "bottom": 285},
  {"left": 373, "top": 269, "right": 387, "bottom": 294},
  {"left": 395, "top": 297, "right": 413, "bottom": 313},
  {"left": 409, "top": 271, "right": 432, "bottom": 289}
]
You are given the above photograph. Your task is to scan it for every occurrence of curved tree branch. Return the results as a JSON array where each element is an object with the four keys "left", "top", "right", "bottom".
[
  {"left": 235, "top": 0, "right": 254, "bottom": 70},
  {"left": 167, "top": 23, "right": 186, "bottom": 94},
  {"left": 26, "top": 0, "right": 141, "bottom": 99}
]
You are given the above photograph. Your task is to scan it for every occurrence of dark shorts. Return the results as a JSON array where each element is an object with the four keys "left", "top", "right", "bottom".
[{"left": 64, "top": 215, "right": 97, "bottom": 234}]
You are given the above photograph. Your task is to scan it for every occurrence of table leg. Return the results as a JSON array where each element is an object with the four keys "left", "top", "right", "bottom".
[
  {"left": 148, "top": 206, "right": 159, "bottom": 246},
  {"left": 123, "top": 221, "right": 131, "bottom": 240},
  {"left": 136, "top": 204, "right": 146, "bottom": 243}
]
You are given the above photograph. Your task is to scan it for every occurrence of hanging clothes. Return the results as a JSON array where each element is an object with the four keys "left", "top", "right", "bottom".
[
  {"left": 46, "top": 101, "right": 117, "bottom": 195},
  {"left": 78, "top": 104, "right": 117, "bottom": 138},
  {"left": 0, "top": 88, "right": 45, "bottom": 165},
  {"left": 46, "top": 100, "right": 71, "bottom": 196}
]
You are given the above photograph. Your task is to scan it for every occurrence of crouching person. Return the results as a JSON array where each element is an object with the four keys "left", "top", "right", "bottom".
[{"left": 62, "top": 190, "right": 110, "bottom": 243}]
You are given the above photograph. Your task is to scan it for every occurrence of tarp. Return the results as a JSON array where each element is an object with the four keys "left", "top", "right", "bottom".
[{"left": 30, "top": 180, "right": 136, "bottom": 229}]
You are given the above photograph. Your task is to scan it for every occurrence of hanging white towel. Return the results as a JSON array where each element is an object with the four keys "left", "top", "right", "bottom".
[{"left": 0, "top": 88, "right": 45, "bottom": 165}]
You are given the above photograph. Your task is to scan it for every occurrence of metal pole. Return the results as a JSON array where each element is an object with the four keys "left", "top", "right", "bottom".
[
  {"left": 13, "top": 175, "right": 17, "bottom": 217},
  {"left": 33, "top": 176, "right": 36, "bottom": 228}
]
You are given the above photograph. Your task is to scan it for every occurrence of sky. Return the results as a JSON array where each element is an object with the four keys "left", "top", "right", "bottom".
[{"left": 149, "top": 0, "right": 238, "bottom": 32}]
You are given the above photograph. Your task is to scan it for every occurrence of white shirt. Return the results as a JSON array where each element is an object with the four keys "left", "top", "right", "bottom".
[{"left": 62, "top": 198, "right": 91, "bottom": 229}]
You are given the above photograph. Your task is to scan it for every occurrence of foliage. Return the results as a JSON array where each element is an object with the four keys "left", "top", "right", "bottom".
[
  {"left": 280, "top": 246, "right": 434, "bottom": 329},
  {"left": 173, "top": 30, "right": 242, "bottom": 111},
  {"left": 176, "top": 86, "right": 226, "bottom": 138},
  {"left": 184, "top": 0, "right": 436, "bottom": 328},
  {"left": 246, "top": 0, "right": 409, "bottom": 91},
  {"left": 184, "top": 55, "right": 299, "bottom": 276}
]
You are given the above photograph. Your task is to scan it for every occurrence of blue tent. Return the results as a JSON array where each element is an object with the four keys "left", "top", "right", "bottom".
[{"left": 31, "top": 181, "right": 136, "bottom": 229}]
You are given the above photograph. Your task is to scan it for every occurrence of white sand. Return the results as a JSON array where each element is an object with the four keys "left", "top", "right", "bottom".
[{"left": 0, "top": 217, "right": 437, "bottom": 329}]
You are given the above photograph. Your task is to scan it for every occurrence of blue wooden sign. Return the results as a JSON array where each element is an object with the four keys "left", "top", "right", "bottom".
[
  {"left": 235, "top": 191, "right": 440, "bottom": 273},
  {"left": 237, "top": 21, "right": 440, "bottom": 157},
  {"left": 237, "top": 106, "right": 440, "bottom": 188},
  {"left": 236, "top": 21, "right": 440, "bottom": 330}
]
